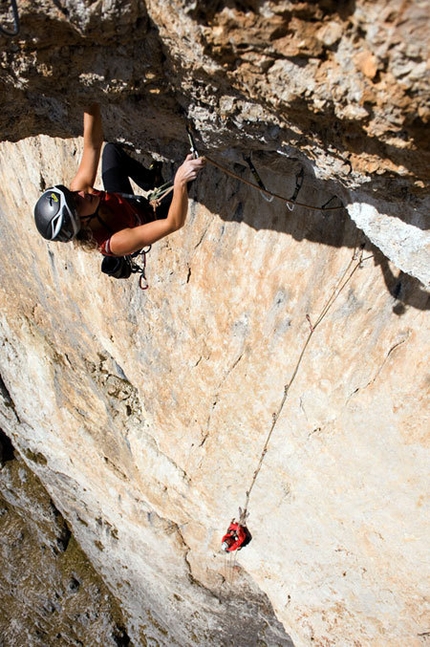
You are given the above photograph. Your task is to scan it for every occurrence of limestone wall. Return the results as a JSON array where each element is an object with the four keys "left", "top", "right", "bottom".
[
  {"left": 0, "top": 1, "right": 429, "bottom": 646},
  {"left": 0, "top": 431, "right": 131, "bottom": 647},
  {"left": 0, "top": 132, "right": 428, "bottom": 645}
]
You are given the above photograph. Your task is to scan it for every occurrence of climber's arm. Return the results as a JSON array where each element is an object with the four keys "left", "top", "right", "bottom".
[
  {"left": 108, "top": 155, "right": 205, "bottom": 256},
  {"left": 70, "top": 103, "right": 104, "bottom": 192}
]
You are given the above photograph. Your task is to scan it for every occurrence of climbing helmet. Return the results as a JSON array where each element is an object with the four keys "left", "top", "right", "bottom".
[{"left": 34, "top": 185, "right": 80, "bottom": 242}]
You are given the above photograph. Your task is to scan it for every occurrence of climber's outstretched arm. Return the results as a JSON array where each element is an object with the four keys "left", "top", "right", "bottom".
[
  {"left": 108, "top": 154, "right": 206, "bottom": 256},
  {"left": 70, "top": 103, "right": 104, "bottom": 192}
]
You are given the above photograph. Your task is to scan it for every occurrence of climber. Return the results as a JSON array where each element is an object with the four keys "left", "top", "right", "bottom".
[
  {"left": 221, "top": 520, "right": 252, "bottom": 552},
  {"left": 33, "top": 103, "right": 205, "bottom": 257}
]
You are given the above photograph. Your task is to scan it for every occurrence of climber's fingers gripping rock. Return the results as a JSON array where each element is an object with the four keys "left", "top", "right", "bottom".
[{"left": 174, "top": 154, "right": 206, "bottom": 188}]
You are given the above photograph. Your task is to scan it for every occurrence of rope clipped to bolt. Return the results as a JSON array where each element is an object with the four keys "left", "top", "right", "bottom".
[
  {"left": 185, "top": 122, "right": 345, "bottom": 213},
  {"left": 205, "top": 154, "right": 344, "bottom": 212}
]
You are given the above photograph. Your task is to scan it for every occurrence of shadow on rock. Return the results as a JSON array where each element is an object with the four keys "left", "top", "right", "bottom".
[
  {"left": 373, "top": 251, "right": 430, "bottom": 313},
  {"left": 189, "top": 146, "right": 429, "bottom": 311}
]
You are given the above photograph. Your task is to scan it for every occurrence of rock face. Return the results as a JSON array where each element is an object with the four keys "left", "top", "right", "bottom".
[
  {"left": 0, "top": 429, "right": 131, "bottom": 646},
  {"left": 1, "top": 0, "right": 429, "bottom": 286},
  {"left": 0, "top": 1, "right": 429, "bottom": 646}
]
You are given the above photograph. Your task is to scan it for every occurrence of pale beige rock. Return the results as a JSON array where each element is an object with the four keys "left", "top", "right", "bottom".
[
  {"left": 0, "top": 0, "right": 430, "bottom": 645},
  {"left": 0, "top": 135, "right": 429, "bottom": 646},
  {"left": 317, "top": 21, "right": 343, "bottom": 48},
  {"left": 354, "top": 51, "right": 379, "bottom": 80}
]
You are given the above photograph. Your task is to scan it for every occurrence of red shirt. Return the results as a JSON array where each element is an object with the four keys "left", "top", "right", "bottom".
[{"left": 91, "top": 190, "right": 154, "bottom": 255}]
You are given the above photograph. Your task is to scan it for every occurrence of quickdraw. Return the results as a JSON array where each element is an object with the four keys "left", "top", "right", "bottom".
[
  {"left": 286, "top": 166, "right": 304, "bottom": 211},
  {"left": 101, "top": 246, "right": 151, "bottom": 290},
  {"left": 186, "top": 124, "right": 199, "bottom": 159},
  {"left": 321, "top": 195, "right": 344, "bottom": 214},
  {"left": 243, "top": 154, "right": 274, "bottom": 203},
  {"left": 130, "top": 246, "right": 151, "bottom": 290},
  {"left": 147, "top": 125, "right": 198, "bottom": 209}
]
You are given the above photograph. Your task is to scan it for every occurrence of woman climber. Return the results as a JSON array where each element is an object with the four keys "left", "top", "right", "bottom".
[{"left": 33, "top": 103, "right": 205, "bottom": 257}]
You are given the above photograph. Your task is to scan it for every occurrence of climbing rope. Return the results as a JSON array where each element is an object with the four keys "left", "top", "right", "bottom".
[
  {"left": 239, "top": 247, "right": 373, "bottom": 521},
  {"left": 205, "top": 155, "right": 344, "bottom": 212},
  {"left": 0, "top": 0, "right": 19, "bottom": 37},
  {"left": 186, "top": 122, "right": 339, "bottom": 213},
  {"left": 148, "top": 182, "right": 174, "bottom": 211},
  {"left": 183, "top": 124, "right": 367, "bottom": 550}
]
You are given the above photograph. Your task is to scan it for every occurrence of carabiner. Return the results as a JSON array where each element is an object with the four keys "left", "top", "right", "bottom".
[
  {"left": 186, "top": 124, "right": 199, "bottom": 159},
  {"left": 286, "top": 167, "right": 304, "bottom": 212},
  {"left": 243, "top": 154, "right": 274, "bottom": 203}
]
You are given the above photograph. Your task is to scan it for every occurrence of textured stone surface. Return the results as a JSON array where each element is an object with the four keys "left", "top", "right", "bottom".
[
  {"left": 0, "top": 431, "right": 131, "bottom": 646},
  {"left": 0, "top": 134, "right": 429, "bottom": 646},
  {"left": 0, "top": 1, "right": 429, "bottom": 646},
  {"left": 1, "top": 0, "right": 429, "bottom": 285}
]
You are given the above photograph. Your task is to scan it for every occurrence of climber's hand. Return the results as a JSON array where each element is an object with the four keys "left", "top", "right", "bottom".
[{"left": 174, "top": 154, "right": 206, "bottom": 187}]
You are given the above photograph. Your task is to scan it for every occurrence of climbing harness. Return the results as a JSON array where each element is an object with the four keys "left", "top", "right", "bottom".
[
  {"left": 221, "top": 247, "right": 373, "bottom": 548},
  {"left": 243, "top": 154, "right": 274, "bottom": 203},
  {"left": 83, "top": 205, "right": 153, "bottom": 289},
  {"left": 0, "top": 0, "right": 19, "bottom": 36},
  {"left": 101, "top": 246, "right": 151, "bottom": 290}
]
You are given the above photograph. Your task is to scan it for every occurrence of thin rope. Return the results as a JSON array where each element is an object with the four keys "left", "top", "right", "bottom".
[
  {"left": 205, "top": 155, "right": 345, "bottom": 212},
  {"left": 242, "top": 248, "right": 373, "bottom": 515},
  {"left": 148, "top": 182, "right": 174, "bottom": 212}
]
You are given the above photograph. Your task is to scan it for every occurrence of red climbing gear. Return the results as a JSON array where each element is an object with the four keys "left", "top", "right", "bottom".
[{"left": 221, "top": 520, "right": 252, "bottom": 552}]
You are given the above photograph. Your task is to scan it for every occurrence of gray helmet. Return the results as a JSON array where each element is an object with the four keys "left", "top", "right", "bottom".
[{"left": 34, "top": 185, "right": 80, "bottom": 242}]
